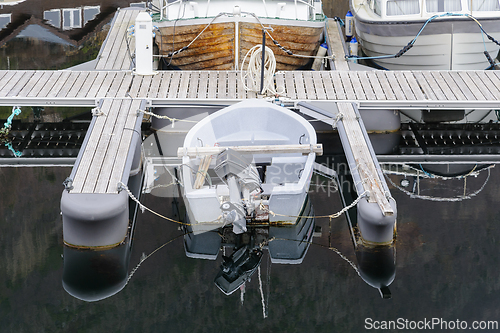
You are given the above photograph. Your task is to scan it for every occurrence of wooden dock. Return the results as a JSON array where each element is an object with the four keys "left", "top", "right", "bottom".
[
  {"left": 2, "top": 69, "right": 500, "bottom": 109},
  {"left": 1, "top": 7, "right": 500, "bottom": 246}
]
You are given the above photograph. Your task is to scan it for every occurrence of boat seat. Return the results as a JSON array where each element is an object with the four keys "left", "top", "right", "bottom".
[{"left": 265, "top": 156, "right": 307, "bottom": 185}]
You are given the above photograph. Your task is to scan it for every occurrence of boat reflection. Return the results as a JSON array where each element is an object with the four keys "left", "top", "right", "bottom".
[
  {"left": 182, "top": 196, "right": 315, "bottom": 295},
  {"left": 334, "top": 156, "right": 396, "bottom": 298},
  {"left": 62, "top": 241, "right": 132, "bottom": 302},
  {"left": 355, "top": 243, "right": 395, "bottom": 299}
]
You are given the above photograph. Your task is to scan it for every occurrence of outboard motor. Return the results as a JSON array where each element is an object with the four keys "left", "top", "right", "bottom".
[
  {"left": 214, "top": 245, "right": 263, "bottom": 295},
  {"left": 214, "top": 149, "right": 261, "bottom": 234}
]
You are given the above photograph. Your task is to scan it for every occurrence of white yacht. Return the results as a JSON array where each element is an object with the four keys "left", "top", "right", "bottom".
[{"left": 350, "top": 0, "right": 500, "bottom": 70}]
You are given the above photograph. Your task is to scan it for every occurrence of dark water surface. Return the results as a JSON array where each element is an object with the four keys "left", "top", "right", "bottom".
[{"left": 1, "top": 1, "right": 499, "bottom": 332}]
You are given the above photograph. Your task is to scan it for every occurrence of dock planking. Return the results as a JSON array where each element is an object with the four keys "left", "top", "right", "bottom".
[{"left": 2, "top": 69, "right": 500, "bottom": 106}]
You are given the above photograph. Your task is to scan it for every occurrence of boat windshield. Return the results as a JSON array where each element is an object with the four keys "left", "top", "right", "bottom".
[
  {"left": 425, "top": 0, "right": 461, "bottom": 12},
  {"left": 469, "top": 0, "right": 500, "bottom": 11},
  {"left": 386, "top": 0, "right": 420, "bottom": 16}
]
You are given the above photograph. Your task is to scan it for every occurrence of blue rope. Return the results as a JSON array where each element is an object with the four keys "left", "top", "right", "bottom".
[
  {"left": 2, "top": 106, "right": 22, "bottom": 157},
  {"left": 4, "top": 106, "right": 21, "bottom": 129},
  {"left": 5, "top": 142, "right": 22, "bottom": 157}
]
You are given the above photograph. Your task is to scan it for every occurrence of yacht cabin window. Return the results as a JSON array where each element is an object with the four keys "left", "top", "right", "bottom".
[
  {"left": 470, "top": 0, "right": 500, "bottom": 11},
  {"left": 425, "top": 0, "right": 461, "bottom": 12},
  {"left": 373, "top": 0, "right": 383, "bottom": 15},
  {"left": 386, "top": 0, "right": 420, "bottom": 16}
]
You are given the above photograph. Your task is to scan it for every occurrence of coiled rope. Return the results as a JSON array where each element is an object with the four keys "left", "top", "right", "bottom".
[{"left": 241, "top": 45, "right": 282, "bottom": 96}]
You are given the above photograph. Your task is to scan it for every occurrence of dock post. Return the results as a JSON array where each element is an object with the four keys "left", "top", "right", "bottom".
[{"left": 135, "top": 11, "right": 155, "bottom": 75}]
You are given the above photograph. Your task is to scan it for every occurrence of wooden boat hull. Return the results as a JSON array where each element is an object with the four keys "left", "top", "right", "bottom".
[{"left": 155, "top": 19, "right": 324, "bottom": 70}]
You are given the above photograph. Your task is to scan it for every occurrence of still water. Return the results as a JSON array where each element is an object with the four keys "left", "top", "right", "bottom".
[{"left": 1, "top": 1, "right": 500, "bottom": 332}]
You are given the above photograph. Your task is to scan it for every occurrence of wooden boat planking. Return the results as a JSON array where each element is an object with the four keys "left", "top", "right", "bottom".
[{"left": 155, "top": 21, "right": 323, "bottom": 70}]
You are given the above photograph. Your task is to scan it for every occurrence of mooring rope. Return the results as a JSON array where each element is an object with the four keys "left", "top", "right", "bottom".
[
  {"left": 384, "top": 167, "right": 492, "bottom": 202},
  {"left": 118, "top": 181, "right": 195, "bottom": 225},
  {"left": 126, "top": 232, "right": 186, "bottom": 284},
  {"left": 269, "top": 236, "right": 360, "bottom": 276},
  {"left": 257, "top": 265, "right": 267, "bottom": 318},
  {"left": 261, "top": 190, "right": 369, "bottom": 220},
  {"left": 141, "top": 109, "right": 199, "bottom": 124}
]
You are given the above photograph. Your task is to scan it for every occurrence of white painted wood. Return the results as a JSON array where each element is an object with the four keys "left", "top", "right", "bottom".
[
  {"left": 27, "top": 71, "right": 54, "bottom": 97},
  {"left": 85, "top": 71, "right": 108, "bottom": 98},
  {"left": 0, "top": 71, "right": 26, "bottom": 97},
  {"left": 72, "top": 99, "right": 114, "bottom": 193},
  {"left": 348, "top": 71, "right": 366, "bottom": 100},
  {"left": 375, "top": 71, "right": 396, "bottom": 100},
  {"left": 106, "top": 71, "right": 127, "bottom": 97},
  {"left": 207, "top": 71, "right": 218, "bottom": 99},
  {"left": 329, "top": 71, "right": 345, "bottom": 100},
  {"left": 366, "top": 71, "right": 385, "bottom": 100},
  {"left": 302, "top": 71, "right": 316, "bottom": 100},
  {"left": 67, "top": 71, "right": 91, "bottom": 98},
  {"left": 421, "top": 71, "right": 445, "bottom": 100},
  {"left": 177, "top": 144, "right": 323, "bottom": 157},
  {"left": 83, "top": 99, "right": 124, "bottom": 193},
  {"left": 464, "top": 71, "right": 491, "bottom": 100},
  {"left": 7, "top": 71, "right": 36, "bottom": 97},
  {"left": 227, "top": 71, "right": 237, "bottom": 99},
  {"left": 479, "top": 71, "right": 500, "bottom": 100},
  {"left": 339, "top": 71, "right": 356, "bottom": 100},
  {"left": 402, "top": 71, "right": 425, "bottom": 100},
  {"left": 198, "top": 71, "right": 209, "bottom": 99},
  {"left": 107, "top": 99, "right": 142, "bottom": 193},
  {"left": 357, "top": 71, "right": 376, "bottom": 100},
  {"left": 430, "top": 72, "right": 456, "bottom": 100},
  {"left": 312, "top": 71, "right": 326, "bottom": 100},
  {"left": 385, "top": 71, "right": 406, "bottom": 101},
  {"left": 443, "top": 71, "right": 470, "bottom": 100},
  {"left": 284, "top": 71, "right": 296, "bottom": 99}
]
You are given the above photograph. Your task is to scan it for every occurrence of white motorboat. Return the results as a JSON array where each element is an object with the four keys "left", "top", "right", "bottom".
[
  {"left": 350, "top": 0, "right": 500, "bottom": 70},
  {"left": 178, "top": 99, "right": 321, "bottom": 235}
]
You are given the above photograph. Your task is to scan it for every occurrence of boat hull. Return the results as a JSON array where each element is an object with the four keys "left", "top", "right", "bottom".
[
  {"left": 354, "top": 15, "right": 500, "bottom": 70},
  {"left": 180, "top": 100, "right": 317, "bottom": 234},
  {"left": 155, "top": 18, "right": 324, "bottom": 70}
]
